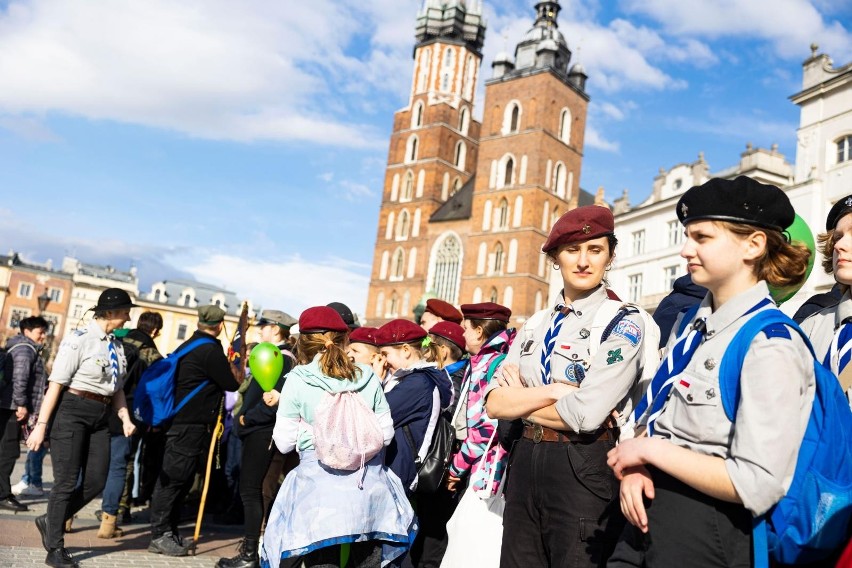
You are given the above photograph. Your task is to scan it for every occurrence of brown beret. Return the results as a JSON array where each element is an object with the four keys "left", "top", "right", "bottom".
[
  {"left": 429, "top": 321, "right": 466, "bottom": 351},
  {"left": 375, "top": 319, "right": 427, "bottom": 346},
  {"left": 425, "top": 299, "right": 463, "bottom": 324},
  {"left": 348, "top": 326, "right": 378, "bottom": 346},
  {"left": 460, "top": 302, "right": 511, "bottom": 323},
  {"left": 542, "top": 205, "right": 615, "bottom": 253},
  {"left": 298, "top": 306, "right": 349, "bottom": 334}
]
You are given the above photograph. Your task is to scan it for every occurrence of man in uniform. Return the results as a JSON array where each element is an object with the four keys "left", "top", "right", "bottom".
[
  {"left": 419, "top": 299, "right": 463, "bottom": 332},
  {"left": 147, "top": 305, "right": 240, "bottom": 557}
]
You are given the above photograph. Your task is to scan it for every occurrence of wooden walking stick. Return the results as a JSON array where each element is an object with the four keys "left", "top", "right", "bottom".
[{"left": 191, "top": 406, "right": 225, "bottom": 554}]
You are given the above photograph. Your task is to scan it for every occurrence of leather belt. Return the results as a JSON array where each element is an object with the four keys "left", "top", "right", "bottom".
[
  {"left": 68, "top": 388, "right": 113, "bottom": 405},
  {"left": 522, "top": 423, "right": 612, "bottom": 444}
]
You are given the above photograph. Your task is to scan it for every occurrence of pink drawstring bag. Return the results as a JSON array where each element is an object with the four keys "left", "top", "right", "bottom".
[{"left": 312, "top": 391, "right": 385, "bottom": 473}]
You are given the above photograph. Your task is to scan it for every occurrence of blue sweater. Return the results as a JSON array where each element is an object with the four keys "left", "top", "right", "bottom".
[{"left": 384, "top": 365, "right": 452, "bottom": 493}]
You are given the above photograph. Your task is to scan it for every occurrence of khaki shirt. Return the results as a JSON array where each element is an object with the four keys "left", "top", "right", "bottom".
[
  {"left": 799, "top": 287, "right": 852, "bottom": 405},
  {"left": 49, "top": 320, "right": 128, "bottom": 397},
  {"left": 655, "top": 281, "right": 815, "bottom": 516},
  {"left": 488, "top": 285, "right": 647, "bottom": 433}
]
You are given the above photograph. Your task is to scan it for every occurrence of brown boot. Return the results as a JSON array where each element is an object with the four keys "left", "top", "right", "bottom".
[{"left": 97, "top": 512, "right": 124, "bottom": 539}]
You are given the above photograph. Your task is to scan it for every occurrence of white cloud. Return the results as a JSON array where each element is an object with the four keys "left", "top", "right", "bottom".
[
  {"left": 178, "top": 252, "right": 370, "bottom": 317},
  {"left": 318, "top": 172, "right": 334, "bottom": 183},
  {"left": 621, "top": 0, "right": 852, "bottom": 61},
  {"left": 338, "top": 180, "right": 375, "bottom": 201},
  {"left": 585, "top": 125, "right": 620, "bottom": 152}
]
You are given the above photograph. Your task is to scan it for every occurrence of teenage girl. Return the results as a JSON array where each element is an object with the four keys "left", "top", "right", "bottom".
[
  {"left": 261, "top": 307, "right": 414, "bottom": 568},
  {"left": 606, "top": 176, "right": 815, "bottom": 567}
]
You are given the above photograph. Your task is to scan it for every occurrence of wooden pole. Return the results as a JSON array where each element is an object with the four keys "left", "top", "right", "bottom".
[{"left": 191, "top": 412, "right": 224, "bottom": 553}]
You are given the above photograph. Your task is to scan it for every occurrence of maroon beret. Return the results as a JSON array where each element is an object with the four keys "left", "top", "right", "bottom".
[
  {"left": 425, "top": 299, "right": 463, "bottom": 324},
  {"left": 375, "top": 319, "right": 427, "bottom": 346},
  {"left": 460, "top": 302, "right": 511, "bottom": 323},
  {"left": 348, "top": 326, "right": 378, "bottom": 346},
  {"left": 429, "top": 321, "right": 466, "bottom": 351},
  {"left": 542, "top": 205, "right": 615, "bottom": 253},
  {"left": 298, "top": 306, "right": 349, "bottom": 334}
]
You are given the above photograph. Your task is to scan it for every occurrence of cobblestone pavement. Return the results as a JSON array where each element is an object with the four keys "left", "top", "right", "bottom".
[{"left": 0, "top": 445, "right": 244, "bottom": 567}]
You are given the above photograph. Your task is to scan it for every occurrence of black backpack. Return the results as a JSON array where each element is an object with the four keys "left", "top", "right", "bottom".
[{"left": 403, "top": 416, "right": 454, "bottom": 494}]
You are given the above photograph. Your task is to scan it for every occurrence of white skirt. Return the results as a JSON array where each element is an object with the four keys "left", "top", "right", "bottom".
[{"left": 260, "top": 450, "right": 417, "bottom": 568}]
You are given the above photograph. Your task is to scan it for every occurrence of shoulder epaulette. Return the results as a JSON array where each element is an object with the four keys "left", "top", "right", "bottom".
[{"left": 761, "top": 323, "right": 792, "bottom": 340}]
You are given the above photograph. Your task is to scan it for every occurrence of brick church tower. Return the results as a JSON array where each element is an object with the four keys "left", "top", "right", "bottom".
[{"left": 366, "top": 0, "right": 593, "bottom": 327}]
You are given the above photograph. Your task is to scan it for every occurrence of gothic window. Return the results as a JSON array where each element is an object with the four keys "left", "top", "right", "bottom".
[
  {"left": 428, "top": 234, "right": 462, "bottom": 305},
  {"left": 406, "top": 135, "right": 419, "bottom": 163},
  {"left": 412, "top": 101, "right": 424, "bottom": 129},
  {"left": 396, "top": 210, "right": 410, "bottom": 240},
  {"left": 459, "top": 107, "right": 470, "bottom": 135},
  {"left": 392, "top": 248, "right": 405, "bottom": 280},
  {"left": 504, "top": 157, "right": 514, "bottom": 187},
  {"left": 492, "top": 242, "right": 504, "bottom": 274},
  {"left": 454, "top": 141, "right": 467, "bottom": 170},
  {"left": 389, "top": 292, "right": 400, "bottom": 318},
  {"left": 489, "top": 287, "right": 499, "bottom": 303},
  {"left": 553, "top": 163, "right": 566, "bottom": 197},
  {"left": 496, "top": 198, "right": 509, "bottom": 229},
  {"left": 441, "top": 72, "right": 451, "bottom": 92},
  {"left": 510, "top": 105, "right": 519, "bottom": 132},
  {"left": 402, "top": 171, "right": 414, "bottom": 201},
  {"left": 443, "top": 47, "right": 454, "bottom": 68},
  {"left": 838, "top": 135, "right": 852, "bottom": 164},
  {"left": 559, "top": 108, "right": 571, "bottom": 143},
  {"left": 503, "top": 102, "right": 522, "bottom": 134}
]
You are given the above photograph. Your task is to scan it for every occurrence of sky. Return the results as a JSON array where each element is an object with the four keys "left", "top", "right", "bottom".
[{"left": 0, "top": 0, "right": 850, "bottom": 318}]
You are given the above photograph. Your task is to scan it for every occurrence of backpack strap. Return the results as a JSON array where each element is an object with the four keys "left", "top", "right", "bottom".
[
  {"left": 718, "top": 309, "right": 815, "bottom": 421},
  {"left": 169, "top": 336, "right": 217, "bottom": 359},
  {"left": 486, "top": 353, "right": 506, "bottom": 381}
]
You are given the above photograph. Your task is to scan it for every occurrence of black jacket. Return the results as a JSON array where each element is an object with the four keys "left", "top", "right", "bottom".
[
  {"left": 172, "top": 331, "right": 240, "bottom": 425},
  {"left": 653, "top": 274, "right": 707, "bottom": 348},
  {"left": 234, "top": 344, "right": 295, "bottom": 438}
]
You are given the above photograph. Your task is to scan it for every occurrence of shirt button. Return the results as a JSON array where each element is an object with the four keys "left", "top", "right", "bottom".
[
  {"left": 686, "top": 393, "right": 694, "bottom": 402},
  {"left": 704, "top": 358, "right": 716, "bottom": 370}
]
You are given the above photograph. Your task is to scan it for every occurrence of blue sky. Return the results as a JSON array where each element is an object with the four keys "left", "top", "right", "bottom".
[{"left": 0, "top": 0, "right": 850, "bottom": 317}]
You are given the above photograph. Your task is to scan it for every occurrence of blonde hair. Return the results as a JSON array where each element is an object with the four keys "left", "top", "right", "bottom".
[
  {"left": 422, "top": 335, "right": 463, "bottom": 368},
  {"left": 717, "top": 221, "right": 811, "bottom": 289},
  {"left": 298, "top": 331, "right": 360, "bottom": 381}
]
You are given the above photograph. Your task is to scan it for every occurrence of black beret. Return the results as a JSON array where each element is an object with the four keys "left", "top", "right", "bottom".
[
  {"left": 826, "top": 195, "right": 852, "bottom": 231},
  {"left": 676, "top": 176, "right": 794, "bottom": 232}
]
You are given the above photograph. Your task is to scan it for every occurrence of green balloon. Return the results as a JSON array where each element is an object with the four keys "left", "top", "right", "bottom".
[
  {"left": 248, "top": 342, "right": 284, "bottom": 392},
  {"left": 769, "top": 213, "right": 816, "bottom": 304}
]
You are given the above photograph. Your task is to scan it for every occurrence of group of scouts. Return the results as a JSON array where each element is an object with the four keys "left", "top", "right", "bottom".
[{"left": 18, "top": 174, "right": 852, "bottom": 568}]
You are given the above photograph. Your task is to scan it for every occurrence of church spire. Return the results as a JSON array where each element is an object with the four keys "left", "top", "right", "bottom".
[{"left": 415, "top": 0, "right": 486, "bottom": 56}]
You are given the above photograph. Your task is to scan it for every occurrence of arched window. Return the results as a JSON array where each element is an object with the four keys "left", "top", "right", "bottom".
[
  {"left": 553, "top": 163, "right": 566, "bottom": 197},
  {"left": 510, "top": 105, "right": 519, "bottom": 132},
  {"left": 406, "top": 135, "right": 418, "bottom": 163},
  {"left": 443, "top": 47, "right": 454, "bottom": 68},
  {"left": 402, "top": 171, "right": 414, "bottom": 201},
  {"left": 454, "top": 141, "right": 467, "bottom": 171},
  {"left": 389, "top": 292, "right": 399, "bottom": 317},
  {"left": 504, "top": 157, "right": 514, "bottom": 187},
  {"left": 503, "top": 102, "right": 522, "bottom": 134},
  {"left": 459, "top": 107, "right": 470, "bottom": 135},
  {"left": 453, "top": 177, "right": 462, "bottom": 195},
  {"left": 412, "top": 101, "right": 424, "bottom": 129},
  {"left": 496, "top": 198, "right": 509, "bottom": 229},
  {"left": 559, "top": 108, "right": 571, "bottom": 143},
  {"left": 489, "top": 287, "right": 499, "bottom": 303},
  {"left": 392, "top": 248, "right": 405, "bottom": 280},
  {"left": 441, "top": 72, "right": 451, "bottom": 91},
  {"left": 396, "top": 210, "right": 410, "bottom": 239},
  {"left": 428, "top": 234, "right": 463, "bottom": 305},
  {"left": 492, "top": 242, "right": 504, "bottom": 274}
]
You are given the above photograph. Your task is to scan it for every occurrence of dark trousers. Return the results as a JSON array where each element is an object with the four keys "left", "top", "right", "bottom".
[
  {"left": 45, "top": 393, "right": 112, "bottom": 549},
  {"left": 239, "top": 429, "right": 275, "bottom": 540},
  {"left": 0, "top": 408, "right": 21, "bottom": 499},
  {"left": 409, "top": 486, "right": 460, "bottom": 567},
  {"left": 500, "top": 437, "right": 623, "bottom": 568},
  {"left": 139, "top": 429, "right": 166, "bottom": 504},
  {"left": 280, "top": 541, "right": 382, "bottom": 568},
  {"left": 149, "top": 423, "right": 209, "bottom": 537},
  {"left": 607, "top": 467, "right": 751, "bottom": 568}
]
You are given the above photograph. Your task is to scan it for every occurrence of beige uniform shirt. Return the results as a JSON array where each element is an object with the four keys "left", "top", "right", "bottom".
[
  {"left": 49, "top": 320, "right": 128, "bottom": 397},
  {"left": 488, "top": 285, "right": 648, "bottom": 433},
  {"left": 798, "top": 288, "right": 852, "bottom": 406},
  {"left": 656, "top": 282, "right": 815, "bottom": 516}
]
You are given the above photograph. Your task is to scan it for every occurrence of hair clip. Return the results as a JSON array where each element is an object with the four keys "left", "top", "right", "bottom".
[{"left": 421, "top": 336, "right": 432, "bottom": 348}]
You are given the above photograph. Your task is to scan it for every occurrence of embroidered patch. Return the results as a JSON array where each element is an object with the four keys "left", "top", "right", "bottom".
[
  {"left": 612, "top": 319, "right": 642, "bottom": 346},
  {"left": 606, "top": 348, "right": 623, "bottom": 365},
  {"left": 565, "top": 361, "right": 585, "bottom": 384}
]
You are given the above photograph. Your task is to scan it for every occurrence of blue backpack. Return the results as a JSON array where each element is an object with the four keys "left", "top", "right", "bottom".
[
  {"left": 133, "top": 336, "right": 216, "bottom": 427},
  {"left": 715, "top": 309, "right": 852, "bottom": 566}
]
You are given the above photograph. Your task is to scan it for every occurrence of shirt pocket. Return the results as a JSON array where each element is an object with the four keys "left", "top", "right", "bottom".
[
  {"left": 551, "top": 342, "right": 588, "bottom": 385},
  {"left": 79, "top": 353, "right": 109, "bottom": 384},
  {"left": 517, "top": 336, "right": 540, "bottom": 385},
  {"left": 670, "top": 372, "right": 722, "bottom": 443}
]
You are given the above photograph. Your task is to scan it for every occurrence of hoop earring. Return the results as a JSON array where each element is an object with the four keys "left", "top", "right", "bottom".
[{"left": 553, "top": 264, "right": 560, "bottom": 270}]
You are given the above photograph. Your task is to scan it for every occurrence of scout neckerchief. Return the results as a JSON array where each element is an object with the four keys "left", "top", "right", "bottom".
[
  {"left": 107, "top": 334, "right": 120, "bottom": 390},
  {"left": 630, "top": 296, "right": 773, "bottom": 435},
  {"left": 539, "top": 303, "right": 571, "bottom": 385},
  {"left": 825, "top": 321, "right": 852, "bottom": 376}
]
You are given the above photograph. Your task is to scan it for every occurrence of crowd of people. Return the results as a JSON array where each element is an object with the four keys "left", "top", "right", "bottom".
[{"left": 0, "top": 175, "right": 850, "bottom": 568}]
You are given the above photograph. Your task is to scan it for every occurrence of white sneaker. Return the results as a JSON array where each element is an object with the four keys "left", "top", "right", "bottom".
[
  {"left": 19, "top": 484, "right": 44, "bottom": 496},
  {"left": 10, "top": 480, "right": 28, "bottom": 496}
]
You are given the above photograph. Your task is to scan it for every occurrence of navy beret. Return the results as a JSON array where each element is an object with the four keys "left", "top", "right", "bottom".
[
  {"left": 826, "top": 195, "right": 852, "bottom": 231},
  {"left": 542, "top": 206, "right": 615, "bottom": 253},
  {"left": 676, "top": 176, "right": 794, "bottom": 232}
]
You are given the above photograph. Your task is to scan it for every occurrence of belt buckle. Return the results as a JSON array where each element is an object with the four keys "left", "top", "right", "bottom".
[{"left": 532, "top": 423, "right": 543, "bottom": 444}]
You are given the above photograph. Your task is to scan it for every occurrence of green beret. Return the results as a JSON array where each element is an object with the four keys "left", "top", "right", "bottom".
[{"left": 198, "top": 305, "right": 226, "bottom": 325}]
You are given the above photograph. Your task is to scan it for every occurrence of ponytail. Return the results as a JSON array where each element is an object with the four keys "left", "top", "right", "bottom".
[{"left": 297, "top": 331, "right": 360, "bottom": 381}]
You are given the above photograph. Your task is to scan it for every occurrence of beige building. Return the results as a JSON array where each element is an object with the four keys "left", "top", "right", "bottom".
[{"left": 61, "top": 256, "right": 139, "bottom": 338}]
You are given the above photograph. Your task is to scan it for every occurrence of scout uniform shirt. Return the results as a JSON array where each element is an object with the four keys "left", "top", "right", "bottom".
[
  {"left": 489, "top": 284, "right": 648, "bottom": 434},
  {"left": 655, "top": 281, "right": 815, "bottom": 516},
  {"left": 49, "top": 320, "right": 128, "bottom": 397},
  {"left": 799, "top": 287, "right": 852, "bottom": 407}
]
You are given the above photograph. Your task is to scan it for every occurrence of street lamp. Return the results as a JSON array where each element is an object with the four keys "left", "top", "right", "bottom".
[
  {"left": 37, "top": 291, "right": 51, "bottom": 315},
  {"left": 36, "top": 290, "right": 54, "bottom": 361}
]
